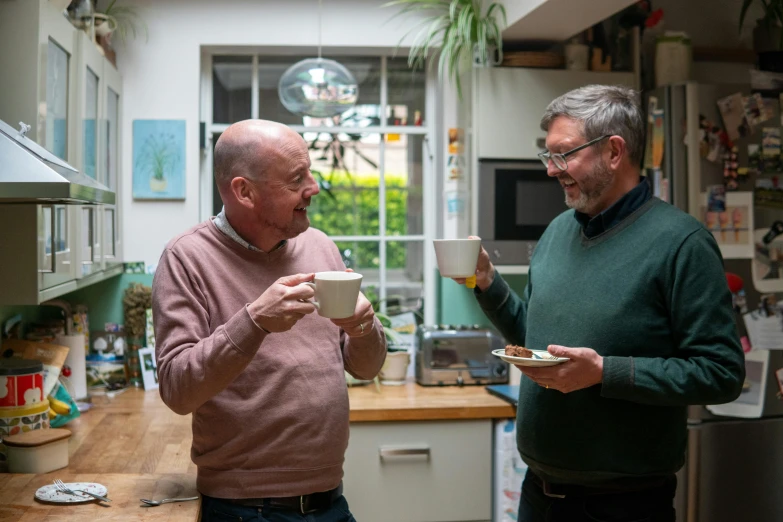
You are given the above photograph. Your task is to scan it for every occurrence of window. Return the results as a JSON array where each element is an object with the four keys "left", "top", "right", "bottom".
[{"left": 204, "top": 54, "right": 433, "bottom": 323}]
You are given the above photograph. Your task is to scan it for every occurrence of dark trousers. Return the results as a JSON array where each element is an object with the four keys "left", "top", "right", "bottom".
[
  {"left": 518, "top": 470, "right": 677, "bottom": 522},
  {"left": 200, "top": 494, "right": 356, "bottom": 522}
]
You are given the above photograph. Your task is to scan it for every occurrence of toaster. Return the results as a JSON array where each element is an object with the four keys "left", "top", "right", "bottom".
[{"left": 415, "top": 325, "right": 509, "bottom": 386}]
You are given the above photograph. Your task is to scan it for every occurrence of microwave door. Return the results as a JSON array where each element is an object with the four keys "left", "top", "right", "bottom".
[{"left": 478, "top": 160, "right": 567, "bottom": 265}]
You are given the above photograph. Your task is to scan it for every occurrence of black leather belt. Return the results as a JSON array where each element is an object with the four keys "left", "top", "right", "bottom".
[
  {"left": 529, "top": 471, "right": 672, "bottom": 499},
  {"left": 223, "top": 483, "right": 343, "bottom": 514}
]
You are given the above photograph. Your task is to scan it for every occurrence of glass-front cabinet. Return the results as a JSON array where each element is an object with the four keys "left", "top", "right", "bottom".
[
  {"left": 101, "top": 59, "right": 123, "bottom": 266},
  {"left": 74, "top": 30, "right": 104, "bottom": 278},
  {"left": 0, "top": 1, "right": 123, "bottom": 304}
]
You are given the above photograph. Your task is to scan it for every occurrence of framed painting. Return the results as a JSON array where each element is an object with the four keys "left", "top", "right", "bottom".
[{"left": 132, "top": 119, "right": 185, "bottom": 200}]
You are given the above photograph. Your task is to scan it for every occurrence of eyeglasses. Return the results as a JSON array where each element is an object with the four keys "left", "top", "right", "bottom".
[{"left": 538, "top": 135, "right": 611, "bottom": 171}]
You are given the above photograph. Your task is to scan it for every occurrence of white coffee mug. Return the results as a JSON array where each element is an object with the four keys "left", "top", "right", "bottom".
[
  {"left": 433, "top": 238, "right": 481, "bottom": 278},
  {"left": 302, "top": 271, "right": 363, "bottom": 319}
]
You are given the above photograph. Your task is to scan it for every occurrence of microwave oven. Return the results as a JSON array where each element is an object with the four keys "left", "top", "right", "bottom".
[{"left": 477, "top": 160, "right": 568, "bottom": 265}]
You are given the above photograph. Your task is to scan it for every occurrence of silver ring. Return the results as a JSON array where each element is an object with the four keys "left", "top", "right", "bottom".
[{"left": 359, "top": 323, "right": 365, "bottom": 334}]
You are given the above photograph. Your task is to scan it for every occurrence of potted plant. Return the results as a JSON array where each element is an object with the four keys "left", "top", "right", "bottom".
[
  {"left": 95, "top": 0, "right": 148, "bottom": 46},
  {"left": 740, "top": 0, "right": 783, "bottom": 52},
  {"left": 383, "top": 0, "right": 507, "bottom": 98}
]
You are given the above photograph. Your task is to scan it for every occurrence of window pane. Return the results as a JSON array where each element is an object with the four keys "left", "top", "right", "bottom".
[
  {"left": 264, "top": 56, "right": 381, "bottom": 127},
  {"left": 213, "top": 56, "right": 252, "bottom": 123},
  {"left": 307, "top": 132, "right": 380, "bottom": 236},
  {"left": 46, "top": 39, "right": 69, "bottom": 160},
  {"left": 386, "top": 134, "right": 423, "bottom": 236},
  {"left": 258, "top": 55, "right": 309, "bottom": 125},
  {"left": 83, "top": 67, "right": 98, "bottom": 179},
  {"left": 387, "top": 57, "right": 425, "bottom": 126},
  {"left": 385, "top": 239, "right": 425, "bottom": 317}
]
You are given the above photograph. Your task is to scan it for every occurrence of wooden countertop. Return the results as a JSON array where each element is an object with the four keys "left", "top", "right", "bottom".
[
  {"left": 349, "top": 380, "right": 515, "bottom": 422},
  {"left": 0, "top": 388, "right": 199, "bottom": 521},
  {"left": 0, "top": 381, "right": 513, "bottom": 520}
]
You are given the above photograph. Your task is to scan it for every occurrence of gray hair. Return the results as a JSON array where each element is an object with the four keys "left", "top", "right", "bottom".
[{"left": 540, "top": 85, "right": 644, "bottom": 167}]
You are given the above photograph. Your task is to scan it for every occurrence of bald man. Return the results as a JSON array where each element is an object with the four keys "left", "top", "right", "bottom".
[{"left": 152, "top": 120, "right": 386, "bottom": 522}]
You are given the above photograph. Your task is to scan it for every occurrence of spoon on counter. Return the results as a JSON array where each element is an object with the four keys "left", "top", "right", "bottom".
[{"left": 140, "top": 496, "right": 199, "bottom": 506}]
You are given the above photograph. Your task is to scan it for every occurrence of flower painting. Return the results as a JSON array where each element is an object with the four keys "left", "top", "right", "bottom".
[{"left": 132, "top": 120, "right": 185, "bottom": 199}]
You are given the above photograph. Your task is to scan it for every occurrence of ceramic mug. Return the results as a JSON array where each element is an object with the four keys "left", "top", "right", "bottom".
[
  {"left": 433, "top": 238, "right": 482, "bottom": 278},
  {"left": 303, "top": 271, "right": 363, "bottom": 319}
]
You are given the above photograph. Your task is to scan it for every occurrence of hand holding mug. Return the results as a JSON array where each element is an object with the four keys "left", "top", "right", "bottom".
[
  {"left": 449, "top": 236, "right": 495, "bottom": 291},
  {"left": 330, "top": 291, "right": 376, "bottom": 338},
  {"left": 248, "top": 273, "right": 317, "bottom": 333}
]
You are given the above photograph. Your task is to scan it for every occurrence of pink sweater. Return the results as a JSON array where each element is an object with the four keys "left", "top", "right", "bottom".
[{"left": 151, "top": 220, "right": 386, "bottom": 498}]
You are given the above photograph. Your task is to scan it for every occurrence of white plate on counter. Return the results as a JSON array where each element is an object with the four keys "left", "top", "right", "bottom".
[
  {"left": 492, "top": 349, "right": 569, "bottom": 367},
  {"left": 35, "top": 482, "right": 108, "bottom": 503}
]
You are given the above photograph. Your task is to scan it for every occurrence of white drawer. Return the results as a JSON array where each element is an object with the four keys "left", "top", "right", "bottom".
[{"left": 343, "top": 420, "right": 492, "bottom": 522}]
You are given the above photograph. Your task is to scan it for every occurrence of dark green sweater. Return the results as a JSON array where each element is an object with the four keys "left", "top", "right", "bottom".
[{"left": 477, "top": 197, "right": 744, "bottom": 485}]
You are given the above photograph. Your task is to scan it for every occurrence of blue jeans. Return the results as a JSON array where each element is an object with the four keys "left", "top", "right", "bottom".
[
  {"left": 518, "top": 470, "right": 677, "bottom": 522},
  {"left": 200, "top": 494, "right": 356, "bottom": 522}
]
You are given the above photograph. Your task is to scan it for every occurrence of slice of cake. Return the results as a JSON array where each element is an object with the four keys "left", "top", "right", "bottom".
[{"left": 505, "top": 344, "right": 533, "bottom": 358}]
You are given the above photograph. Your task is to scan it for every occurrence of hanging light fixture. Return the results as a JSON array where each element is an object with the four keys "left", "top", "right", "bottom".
[{"left": 278, "top": 0, "right": 358, "bottom": 118}]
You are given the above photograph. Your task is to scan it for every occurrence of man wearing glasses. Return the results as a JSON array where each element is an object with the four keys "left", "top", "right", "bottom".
[{"left": 454, "top": 85, "right": 744, "bottom": 521}]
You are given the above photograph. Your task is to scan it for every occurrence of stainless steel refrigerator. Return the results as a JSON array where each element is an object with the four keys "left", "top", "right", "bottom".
[{"left": 645, "top": 83, "right": 783, "bottom": 522}]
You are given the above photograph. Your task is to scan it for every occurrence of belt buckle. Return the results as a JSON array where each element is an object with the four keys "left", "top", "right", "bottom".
[
  {"left": 300, "top": 494, "right": 318, "bottom": 515},
  {"left": 542, "top": 480, "right": 566, "bottom": 499}
]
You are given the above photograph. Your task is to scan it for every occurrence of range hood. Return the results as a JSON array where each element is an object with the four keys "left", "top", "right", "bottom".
[{"left": 0, "top": 118, "right": 115, "bottom": 205}]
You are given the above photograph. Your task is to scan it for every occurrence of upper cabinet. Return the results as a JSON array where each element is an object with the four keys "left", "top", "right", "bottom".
[
  {"left": 0, "top": 0, "right": 123, "bottom": 305},
  {"left": 474, "top": 68, "right": 637, "bottom": 160}
]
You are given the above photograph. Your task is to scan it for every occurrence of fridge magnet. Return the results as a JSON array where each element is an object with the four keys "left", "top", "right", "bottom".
[
  {"left": 707, "top": 349, "right": 769, "bottom": 418},
  {"left": 743, "top": 93, "right": 769, "bottom": 127},
  {"left": 755, "top": 176, "right": 783, "bottom": 209},
  {"left": 717, "top": 93, "right": 751, "bottom": 141},
  {"left": 701, "top": 190, "right": 754, "bottom": 259},
  {"left": 752, "top": 222, "right": 783, "bottom": 293},
  {"left": 138, "top": 347, "right": 159, "bottom": 391},
  {"left": 132, "top": 119, "right": 186, "bottom": 200}
]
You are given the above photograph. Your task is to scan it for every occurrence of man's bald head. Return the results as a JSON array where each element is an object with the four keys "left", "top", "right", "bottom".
[{"left": 213, "top": 119, "right": 302, "bottom": 191}]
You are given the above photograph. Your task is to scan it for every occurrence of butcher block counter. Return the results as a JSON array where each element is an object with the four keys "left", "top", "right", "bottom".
[{"left": 0, "top": 382, "right": 514, "bottom": 521}]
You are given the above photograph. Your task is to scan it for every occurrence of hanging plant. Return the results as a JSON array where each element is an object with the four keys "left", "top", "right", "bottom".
[{"left": 383, "top": 0, "right": 507, "bottom": 98}]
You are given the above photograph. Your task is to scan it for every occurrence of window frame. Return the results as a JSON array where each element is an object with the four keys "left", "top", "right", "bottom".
[{"left": 200, "top": 51, "right": 436, "bottom": 325}]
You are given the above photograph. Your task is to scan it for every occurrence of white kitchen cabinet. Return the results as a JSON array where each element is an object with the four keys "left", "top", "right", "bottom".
[
  {"left": 474, "top": 68, "right": 637, "bottom": 160},
  {"left": 343, "top": 420, "right": 492, "bottom": 522},
  {"left": 73, "top": 29, "right": 104, "bottom": 277},
  {"left": 0, "top": 0, "right": 123, "bottom": 305},
  {"left": 100, "top": 55, "right": 124, "bottom": 266}
]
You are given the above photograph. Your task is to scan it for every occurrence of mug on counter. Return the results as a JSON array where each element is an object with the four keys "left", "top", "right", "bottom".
[{"left": 303, "top": 271, "right": 363, "bottom": 319}]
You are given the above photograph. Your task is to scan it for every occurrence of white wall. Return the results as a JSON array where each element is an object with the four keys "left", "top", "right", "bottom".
[{"left": 117, "top": 0, "right": 428, "bottom": 265}]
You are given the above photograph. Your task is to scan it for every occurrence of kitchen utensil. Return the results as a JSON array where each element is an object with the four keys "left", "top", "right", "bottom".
[
  {"left": 140, "top": 496, "right": 199, "bottom": 506},
  {"left": 53, "top": 479, "right": 111, "bottom": 502}
]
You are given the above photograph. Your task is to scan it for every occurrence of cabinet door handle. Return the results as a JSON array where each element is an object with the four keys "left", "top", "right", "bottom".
[{"left": 379, "top": 446, "right": 431, "bottom": 461}]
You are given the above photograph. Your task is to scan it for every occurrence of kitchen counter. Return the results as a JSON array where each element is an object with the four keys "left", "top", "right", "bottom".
[
  {"left": 348, "top": 380, "right": 515, "bottom": 422},
  {"left": 0, "top": 388, "right": 198, "bottom": 521},
  {"left": 0, "top": 381, "right": 513, "bottom": 521}
]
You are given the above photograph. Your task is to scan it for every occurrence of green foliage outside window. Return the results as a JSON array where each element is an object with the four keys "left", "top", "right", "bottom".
[{"left": 309, "top": 171, "right": 420, "bottom": 269}]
